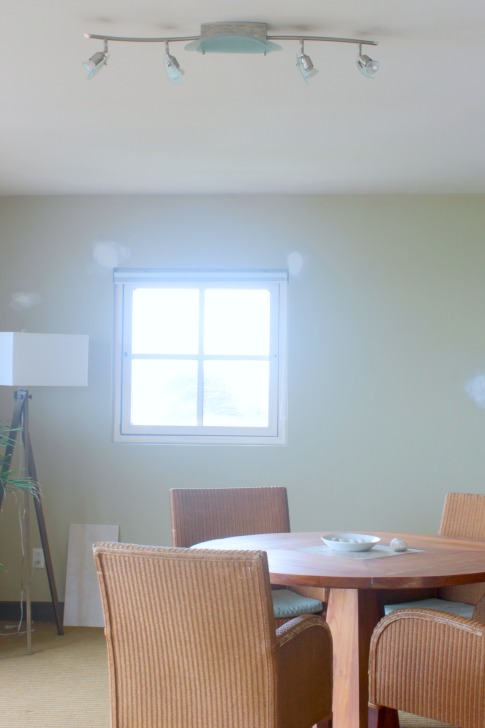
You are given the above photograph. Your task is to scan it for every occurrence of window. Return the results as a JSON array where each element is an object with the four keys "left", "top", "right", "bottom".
[{"left": 113, "top": 269, "right": 287, "bottom": 444}]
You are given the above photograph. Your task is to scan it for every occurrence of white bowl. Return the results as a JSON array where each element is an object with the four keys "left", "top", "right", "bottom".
[{"left": 321, "top": 533, "right": 381, "bottom": 552}]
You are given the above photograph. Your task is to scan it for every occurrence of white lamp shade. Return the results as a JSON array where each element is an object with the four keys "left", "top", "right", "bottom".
[{"left": 0, "top": 332, "right": 89, "bottom": 387}]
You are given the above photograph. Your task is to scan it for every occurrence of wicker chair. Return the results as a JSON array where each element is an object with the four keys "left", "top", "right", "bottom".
[
  {"left": 169, "top": 486, "right": 327, "bottom": 625},
  {"left": 93, "top": 542, "right": 333, "bottom": 728},
  {"left": 384, "top": 492, "right": 485, "bottom": 618},
  {"left": 368, "top": 606, "right": 485, "bottom": 728}
]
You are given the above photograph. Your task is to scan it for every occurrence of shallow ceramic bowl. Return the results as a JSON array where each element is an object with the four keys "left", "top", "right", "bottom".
[{"left": 321, "top": 533, "right": 381, "bottom": 552}]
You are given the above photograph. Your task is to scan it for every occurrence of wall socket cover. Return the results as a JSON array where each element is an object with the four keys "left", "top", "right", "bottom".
[{"left": 32, "top": 548, "right": 45, "bottom": 568}]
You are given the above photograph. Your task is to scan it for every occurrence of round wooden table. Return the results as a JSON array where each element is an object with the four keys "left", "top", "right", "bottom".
[{"left": 195, "top": 531, "right": 485, "bottom": 728}]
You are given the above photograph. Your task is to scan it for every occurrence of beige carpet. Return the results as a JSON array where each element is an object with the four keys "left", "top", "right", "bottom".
[
  {"left": 0, "top": 622, "right": 109, "bottom": 728},
  {"left": 0, "top": 621, "right": 455, "bottom": 728}
]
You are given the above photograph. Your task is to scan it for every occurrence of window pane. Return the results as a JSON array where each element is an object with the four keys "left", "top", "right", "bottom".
[
  {"left": 204, "top": 289, "right": 270, "bottom": 356},
  {"left": 204, "top": 361, "right": 269, "bottom": 426},
  {"left": 131, "top": 360, "right": 197, "bottom": 425},
  {"left": 116, "top": 272, "right": 287, "bottom": 444},
  {"left": 132, "top": 288, "right": 199, "bottom": 355}
]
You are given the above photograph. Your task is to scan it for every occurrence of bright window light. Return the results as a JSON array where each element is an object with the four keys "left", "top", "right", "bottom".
[{"left": 113, "top": 269, "right": 287, "bottom": 445}]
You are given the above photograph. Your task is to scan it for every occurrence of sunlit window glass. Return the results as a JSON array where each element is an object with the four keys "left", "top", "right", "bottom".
[
  {"left": 131, "top": 360, "right": 198, "bottom": 425},
  {"left": 204, "top": 289, "right": 270, "bottom": 356},
  {"left": 132, "top": 288, "right": 199, "bottom": 355},
  {"left": 114, "top": 269, "right": 287, "bottom": 444}
]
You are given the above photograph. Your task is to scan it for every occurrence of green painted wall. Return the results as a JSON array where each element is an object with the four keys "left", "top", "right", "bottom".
[{"left": 1, "top": 194, "right": 485, "bottom": 601}]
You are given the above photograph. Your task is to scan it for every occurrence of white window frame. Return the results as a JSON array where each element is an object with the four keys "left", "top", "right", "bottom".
[{"left": 113, "top": 268, "right": 287, "bottom": 445}]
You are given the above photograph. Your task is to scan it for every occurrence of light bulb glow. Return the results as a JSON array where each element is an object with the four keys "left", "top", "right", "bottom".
[
  {"left": 82, "top": 51, "right": 109, "bottom": 80},
  {"left": 296, "top": 42, "right": 318, "bottom": 82},
  {"left": 357, "top": 53, "right": 380, "bottom": 78},
  {"left": 164, "top": 52, "right": 184, "bottom": 84}
]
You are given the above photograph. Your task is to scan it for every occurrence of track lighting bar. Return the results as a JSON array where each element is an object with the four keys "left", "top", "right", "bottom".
[
  {"left": 84, "top": 33, "right": 200, "bottom": 44},
  {"left": 83, "top": 22, "right": 379, "bottom": 83},
  {"left": 84, "top": 32, "right": 377, "bottom": 48}
]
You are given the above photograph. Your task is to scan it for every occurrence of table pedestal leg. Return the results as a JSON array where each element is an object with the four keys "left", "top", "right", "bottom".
[{"left": 326, "top": 588, "right": 382, "bottom": 728}]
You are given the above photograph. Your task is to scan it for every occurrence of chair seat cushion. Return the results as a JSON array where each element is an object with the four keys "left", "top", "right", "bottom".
[
  {"left": 271, "top": 588, "right": 323, "bottom": 618},
  {"left": 384, "top": 597, "right": 475, "bottom": 619}
]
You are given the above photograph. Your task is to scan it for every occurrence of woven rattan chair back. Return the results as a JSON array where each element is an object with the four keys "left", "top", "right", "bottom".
[
  {"left": 169, "top": 486, "right": 328, "bottom": 609},
  {"left": 438, "top": 491, "right": 485, "bottom": 605},
  {"left": 93, "top": 542, "right": 333, "bottom": 728},
  {"left": 169, "top": 486, "right": 290, "bottom": 547}
]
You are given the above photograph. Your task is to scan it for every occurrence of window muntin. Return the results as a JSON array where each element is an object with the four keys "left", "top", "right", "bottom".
[{"left": 114, "top": 269, "right": 287, "bottom": 444}]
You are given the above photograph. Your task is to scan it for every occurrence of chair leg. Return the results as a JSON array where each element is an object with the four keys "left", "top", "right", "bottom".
[{"left": 368, "top": 705, "right": 400, "bottom": 728}]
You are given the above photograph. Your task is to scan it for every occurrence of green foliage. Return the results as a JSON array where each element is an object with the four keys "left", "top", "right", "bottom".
[
  {"left": 0, "top": 423, "right": 37, "bottom": 498},
  {"left": 0, "top": 422, "right": 38, "bottom": 571}
]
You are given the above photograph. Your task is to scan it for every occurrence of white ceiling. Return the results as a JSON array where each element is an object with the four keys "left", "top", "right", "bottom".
[{"left": 2, "top": 1, "right": 485, "bottom": 195}]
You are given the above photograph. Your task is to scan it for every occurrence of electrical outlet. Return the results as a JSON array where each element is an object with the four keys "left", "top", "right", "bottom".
[{"left": 32, "top": 548, "right": 45, "bottom": 569}]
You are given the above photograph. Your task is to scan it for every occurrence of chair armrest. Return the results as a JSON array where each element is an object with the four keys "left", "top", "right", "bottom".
[
  {"left": 275, "top": 615, "right": 332, "bottom": 728},
  {"left": 369, "top": 608, "right": 485, "bottom": 726}
]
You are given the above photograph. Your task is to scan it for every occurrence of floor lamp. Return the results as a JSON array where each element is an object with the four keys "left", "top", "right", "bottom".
[{"left": 0, "top": 332, "right": 89, "bottom": 652}]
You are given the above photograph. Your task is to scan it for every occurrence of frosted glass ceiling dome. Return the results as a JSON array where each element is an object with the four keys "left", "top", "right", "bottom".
[{"left": 184, "top": 22, "right": 282, "bottom": 54}]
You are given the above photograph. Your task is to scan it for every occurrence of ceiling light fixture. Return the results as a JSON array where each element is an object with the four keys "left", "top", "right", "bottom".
[
  {"left": 296, "top": 40, "right": 318, "bottom": 82},
  {"left": 83, "top": 22, "right": 379, "bottom": 83},
  {"left": 356, "top": 44, "right": 380, "bottom": 78},
  {"left": 164, "top": 42, "right": 184, "bottom": 84},
  {"left": 185, "top": 21, "right": 282, "bottom": 54},
  {"left": 82, "top": 40, "right": 109, "bottom": 80}
]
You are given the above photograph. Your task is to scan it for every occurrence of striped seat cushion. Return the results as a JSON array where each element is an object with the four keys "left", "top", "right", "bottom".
[
  {"left": 384, "top": 597, "right": 474, "bottom": 619},
  {"left": 271, "top": 588, "right": 323, "bottom": 618}
]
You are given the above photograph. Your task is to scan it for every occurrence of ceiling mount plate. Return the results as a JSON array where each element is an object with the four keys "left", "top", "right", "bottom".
[{"left": 185, "top": 21, "right": 282, "bottom": 54}]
